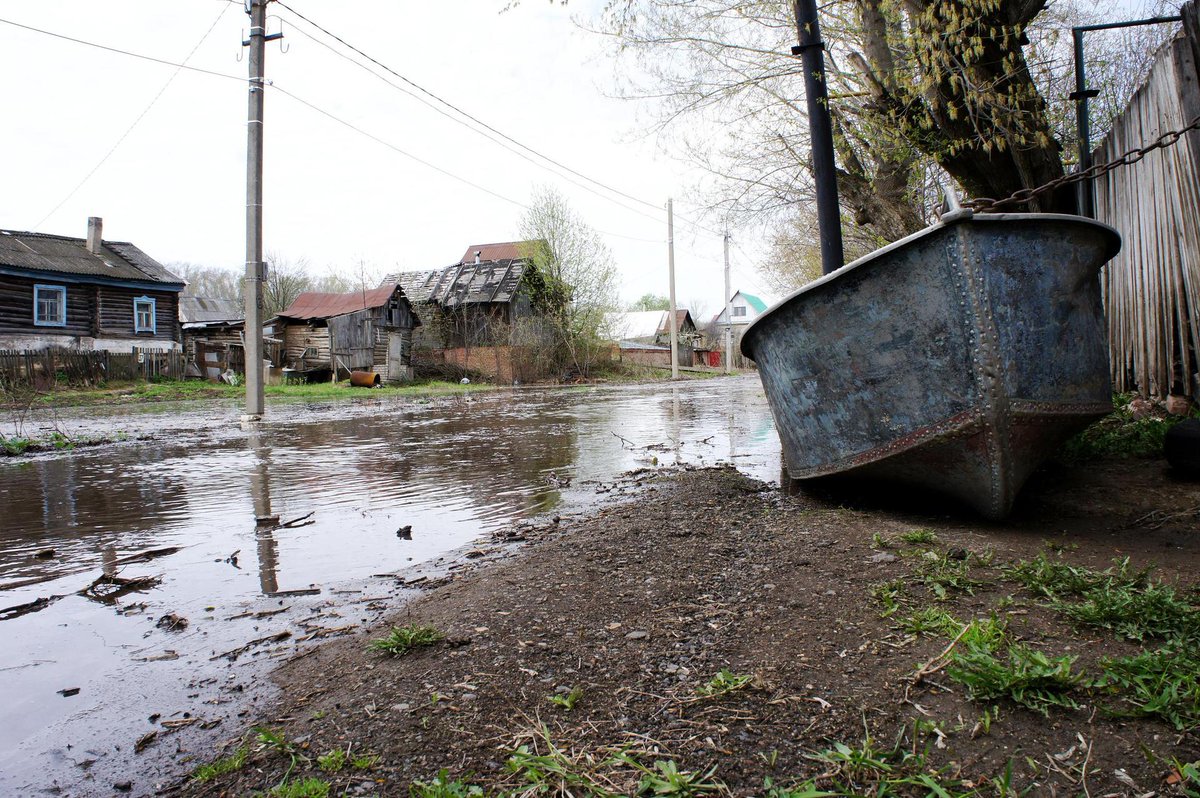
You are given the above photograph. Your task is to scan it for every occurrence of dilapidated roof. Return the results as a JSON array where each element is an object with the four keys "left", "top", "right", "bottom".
[
  {"left": 606, "top": 309, "right": 697, "bottom": 342},
  {"left": 179, "top": 295, "right": 243, "bottom": 324},
  {"left": 0, "top": 229, "right": 183, "bottom": 287},
  {"left": 279, "top": 284, "right": 405, "bottom": 321},
  {"left": 386, "top": 258, "right": 529, "bottom": 308}
]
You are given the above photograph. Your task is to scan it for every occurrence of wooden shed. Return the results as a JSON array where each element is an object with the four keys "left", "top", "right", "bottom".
[{"left": 271, "top": 284, "right": 420, "bottom": 383}]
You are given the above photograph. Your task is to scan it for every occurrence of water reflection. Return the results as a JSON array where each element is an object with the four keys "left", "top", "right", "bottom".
[
  {"left": 248, "top": 426, "right": 280, "bottom": 595},
  {"left": 0, "top": 377, "right": 781, "bottom": 795}
]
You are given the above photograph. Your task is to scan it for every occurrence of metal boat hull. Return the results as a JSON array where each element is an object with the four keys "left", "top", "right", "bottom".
[{"left": 741, "top": 212, "right": 1121, "bottom": 519}]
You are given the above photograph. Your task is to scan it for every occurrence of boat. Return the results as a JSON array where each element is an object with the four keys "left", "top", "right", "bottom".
[{"left": 741, "top": 207, "right": 1121, "bottom": 519}]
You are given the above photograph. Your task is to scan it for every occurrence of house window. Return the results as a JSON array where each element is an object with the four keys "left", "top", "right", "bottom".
[
  {"left": 34, "top": 284, "right": 67, "bottom": 327},
  {"left": 134, "top": 296, "right": 157, "bottom": 333},
  {"left": 732, "top": 306, "right": 747, "bottom": 317}
]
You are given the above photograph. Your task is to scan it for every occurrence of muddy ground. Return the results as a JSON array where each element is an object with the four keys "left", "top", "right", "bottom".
[{"left": 172, "top": 455, "right": 1200, "bottom": 798}]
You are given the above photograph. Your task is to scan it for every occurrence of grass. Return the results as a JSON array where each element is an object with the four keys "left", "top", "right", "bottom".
[
  {"left": 547, "top": 686, "right": 583, "bottom": 711},
  {"left": 27, "top": 377, "right": 493, "bottom": 409},
  {"left": 695, "top": 668, "right": 754, "bottom": 698},
  {"left": 898, "top": 607, "right": 962, "bottom": 637},
  {"left": 263, "top": 777, "right": 331, "bottom": 798},
  {"left": 1007, "top": 555, "right": 1200, "bottom": 642},
  {"left": 410, "top": 770, "right": 485, "bottom": 797},
  {"left": 191, "top": 746, "right": 248, "bottom": 782},
  {"left": 368, "top": 624, "right": 445, "bottom": 656},
  {"left": 1059, "top": 394, "right": 1194, "bottom": 461},
  {"left": 763, "top": 727, "right": 1020, "bottom": 797},
  {"left": 911, "top": 550, "right": 979, "bottom": 599},
  {"left": 898, "top": 529, "right": 938, "bottom": 545},
  {"left": 1098, "top": 643, "right": 1200, "bottom": 730}
]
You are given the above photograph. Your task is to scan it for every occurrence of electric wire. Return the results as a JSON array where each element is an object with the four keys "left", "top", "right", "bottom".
[
  {"left": 31, "top": 4, "right": 233, "bottom": 230},
  {"left": 0, "top": 15, "right": 242, "bottom": 82}
]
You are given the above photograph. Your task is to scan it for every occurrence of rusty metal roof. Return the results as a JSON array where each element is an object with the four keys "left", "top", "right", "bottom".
[
  {"left": 0, "top": 229, "right": 183, "bottom": 286},
  {"left": 279, "top": 284, "right": 404, "bottom": 320},
  {"left": 457, "top": 240, "right": 539, "bottom": 264}
]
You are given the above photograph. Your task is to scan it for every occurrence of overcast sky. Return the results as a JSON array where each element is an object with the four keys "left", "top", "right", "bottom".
[{"left": 0, "top": 0, "right": 776, "bottom": 318}]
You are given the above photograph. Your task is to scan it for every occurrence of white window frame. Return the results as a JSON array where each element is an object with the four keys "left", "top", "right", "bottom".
[
  {"left": 33, "top": 284, "right": 67, "bottom": 327},
  {"left": 731, "top": 305, "right": 747, "bottom": 318},
  {"left": 134, "top": 295, "right": 157, "bottom": 334}
]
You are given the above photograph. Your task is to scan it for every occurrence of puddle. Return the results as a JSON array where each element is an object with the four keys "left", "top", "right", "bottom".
[{"left": 0, "top": 376, "right": 779, "bottom": 794}]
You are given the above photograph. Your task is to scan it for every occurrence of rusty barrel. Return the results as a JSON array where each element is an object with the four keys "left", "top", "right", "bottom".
[{"left": 349, "top": 370, "right": 381, "bottom": 388}]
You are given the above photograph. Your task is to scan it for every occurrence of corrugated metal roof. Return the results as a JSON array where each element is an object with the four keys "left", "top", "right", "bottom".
[
  {"left": 179, "top": 295, "right": 243, "bottom": 324},
  {"left": 0, "top": 229, "right": 183, "bottom": 286},
  {"left": 279, "top": 284, "right": 403, "bottom": 320}
]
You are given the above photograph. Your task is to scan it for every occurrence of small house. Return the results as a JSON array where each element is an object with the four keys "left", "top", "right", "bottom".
[
  {"left": 270, "top": 283, "right": 419, "bottom": 383},
  {"left": 388, "top": 240, "right": 548, "bottom": 348},
  {"left": 0, "top": 217, "right": 184, "bottom": 352},
  {"left": 179, "top": 295, "right": 248, "bottom": 381},
  {"left": 606, "top": 309, "right": 700, "bottom": 368}
]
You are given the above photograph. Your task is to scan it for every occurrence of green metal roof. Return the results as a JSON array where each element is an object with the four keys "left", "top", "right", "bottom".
[{"left": 740, "top": 292, "right": 767, "bottom": 313}]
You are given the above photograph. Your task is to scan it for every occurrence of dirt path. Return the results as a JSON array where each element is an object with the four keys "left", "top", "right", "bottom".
[{"left": 178, "top": 458, "right": 1200, "bottom": 797}]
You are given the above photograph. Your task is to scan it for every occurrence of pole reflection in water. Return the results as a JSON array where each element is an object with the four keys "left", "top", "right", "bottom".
[{"left": 247, "top": 426, "right": 280, "bottom": 595}]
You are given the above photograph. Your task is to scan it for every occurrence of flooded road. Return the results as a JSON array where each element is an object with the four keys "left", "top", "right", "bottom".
[{"left": 0, "top": 376, "right": 779, "bottom": 795}]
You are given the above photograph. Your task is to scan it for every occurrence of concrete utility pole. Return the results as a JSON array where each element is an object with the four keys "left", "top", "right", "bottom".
[
  {"left": 242, "top": 0, "right": 278, "bottom": 419},
  {"left": 723, "top": 231, "right": 732, "bottom": 374},
  {"left": 667, "top": 198, "right": 679, "bottom": 380}
]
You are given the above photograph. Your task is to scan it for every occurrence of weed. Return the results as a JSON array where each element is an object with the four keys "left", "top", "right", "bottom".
[
  {"left": 947, "top": 634, "right": 1089, "bottom": 716},
  {"left": 871, "top": 532, "right": 891, "bottom": 549},
  {"left": 547, "top": 686, "right": 583, "bottom": 711},
  {"left": 1173, "top": 759, "right": 1200, "bottom": 797},
  {"left": 913, "top": 550, "right": 978, "bottom": 599},
  {"left": 316, "top": 749, "right": 346, "bottom": 772},
  {"left": 898, "top": 528, "right": 938, "bottom": 545},
  {"left": 1060, "top": 397, "right": 1189, "bottom": 461},
  {"left": 629, "top": 759, "right": 724, "bottom": 796},
  {"left": 255, "top": 726, "right": 294, "bottom": 755},
  {"left": 264, "top": 777, "right": 330, "bottom": 798},
  {"left": 368, "top": 624, "right": 445, "bottom": 656},
  {"left": 1, "top": 435, "right": 30, "bottom": 455},
  {"left": 1099, "top": 644, "right": 1200, "bottom": 730},
  {"left": 505, "top": 731, "right": 615, "bottom": 796},
  {"left": 1008, "top": 556, "right": 1200, "bottom": 642},
  {"left": 758, "top": 750, "right": 780, "bottom": 769},
  {"left": 49, "top": 431, "right": 73, "bottom": 450},
  {"left": 191, "top": 746, "right": 247, "bottom": 782},
  {"left": 871, "top": 579, "right": 906, "bottom": 618},
  {"left": 695, "top": 668, "right": 753, "bottom": 698},
  {"left": 410, "top": 769, "right": 484, "bottom": 797},
  {"left": 352, "top": 753, "right": 380, "bottom": 770},
  {"left": 898, "top": 607, "right": 961, "bottom": 637}
]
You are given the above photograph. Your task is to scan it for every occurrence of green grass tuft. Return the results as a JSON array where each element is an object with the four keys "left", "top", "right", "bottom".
[
  {"left": 368, "top": 624, "right": 445, "bottom": 656},
  {"left": 190, "top": 746, "right": 248, "bottom": 782}
]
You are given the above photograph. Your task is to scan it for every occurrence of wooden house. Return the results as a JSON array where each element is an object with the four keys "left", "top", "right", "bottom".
[
  {"left": 179, "top": 295, "right": 249, "bottom": 381},
  {"left": 0, "top": 217, "right": 183, "bottom": 352},
  {"left": 387, "top": 240, "right": 552, "bottom": 348},
  {"left": 270, "top": 284, "right": 419, "bottom": 383}
]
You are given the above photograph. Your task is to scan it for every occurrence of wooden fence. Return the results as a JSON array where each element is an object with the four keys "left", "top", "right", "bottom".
[
  {"left": 1094, "top": 2, "right": 1200, "bottom": 401},
  {"left": 0, "top": 348, "right": 185, "bottom": 391}
]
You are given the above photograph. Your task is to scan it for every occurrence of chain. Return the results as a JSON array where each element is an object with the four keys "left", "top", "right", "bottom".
[{"left": 963, "top": 115, "right": 1200, "bottom": 212}]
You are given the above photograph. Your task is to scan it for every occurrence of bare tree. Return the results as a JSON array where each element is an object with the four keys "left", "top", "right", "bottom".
[
  {"left": 263, "top": 253, "right": 312, "bottom": 317},
  {"left": 519, "top": 186, "right": 622, "bottom": 377},
  {"left": 169, "top": 262, "right": 242, "bottom": 302}
]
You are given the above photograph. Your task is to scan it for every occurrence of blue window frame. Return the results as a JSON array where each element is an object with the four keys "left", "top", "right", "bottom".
[
  {"left": 134, "top": 296, "right": 156, "bottom": 334},
  {"left": 33, "top": 284, "right": 67, "bottom": 327}
]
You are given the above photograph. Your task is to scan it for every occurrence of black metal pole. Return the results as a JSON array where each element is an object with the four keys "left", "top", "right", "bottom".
[
  {"left": 792, "top": 0, "right": 844, "bottom": 275},
  {"left": 1070, "top": 15, "right": 1180, "bottom": 219}
]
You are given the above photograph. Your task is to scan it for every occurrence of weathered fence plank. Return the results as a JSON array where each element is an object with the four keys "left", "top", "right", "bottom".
[{"left": 1095, "top": 5, "right": 1200, "bottom": 401}]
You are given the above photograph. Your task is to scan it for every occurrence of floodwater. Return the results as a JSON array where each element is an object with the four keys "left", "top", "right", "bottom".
[{"left": 0, "top": 376, "right": 779, "bottom": 795}]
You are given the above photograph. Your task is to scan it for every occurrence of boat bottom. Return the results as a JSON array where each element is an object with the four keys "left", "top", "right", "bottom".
[{"left": 783, "top": 402, "right": 1111, "bottom": 519}]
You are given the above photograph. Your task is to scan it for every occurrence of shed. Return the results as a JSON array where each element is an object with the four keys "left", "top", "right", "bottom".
[{"left": 272, "top": 284, "right": 420, "bottom": 383}]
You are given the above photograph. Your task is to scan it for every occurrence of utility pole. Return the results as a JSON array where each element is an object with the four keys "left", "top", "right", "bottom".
[
  {"left": 667, "top": 198, "right": 679, "bottom": 380},
  {"left": 242, "top": 0, "right": 280, "bottom": 419},
  {"left": 723, "top": 231, "right": 732, "bottom": 374}
]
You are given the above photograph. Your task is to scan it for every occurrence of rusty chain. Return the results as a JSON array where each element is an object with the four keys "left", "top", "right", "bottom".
[{"left": 963, "top": 114, "right": 1200, "bottom": 212}]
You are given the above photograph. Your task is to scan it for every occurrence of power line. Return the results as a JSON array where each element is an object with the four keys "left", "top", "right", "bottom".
[
  {"left": 32, "top": 4, "right": 233, "bottom": 230},
  {"left": 272, "top": 1, "right": 728, "bottom": 242},
  {"left": 275, "top": 15, "right": 671, "bottom": 231},
  {"left": 0, "top": 15, "right": 242, "bottom": 82},
  {"left": 273, "top": 1, "right": 672, "bottom": 216}
]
